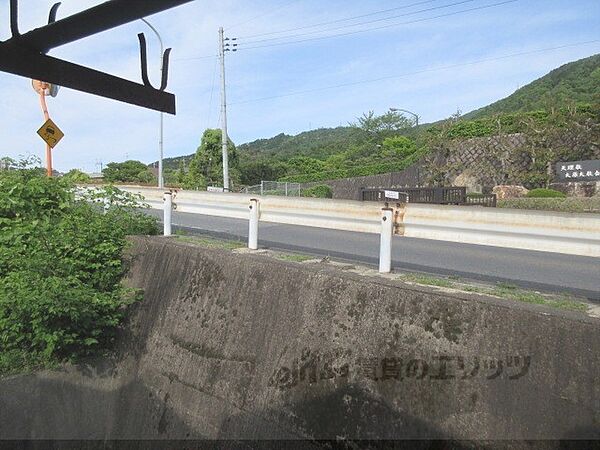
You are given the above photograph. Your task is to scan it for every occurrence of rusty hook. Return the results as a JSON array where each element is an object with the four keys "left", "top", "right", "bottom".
[{"left": 137, "top": 33, "right": 172, "bottom": 91}]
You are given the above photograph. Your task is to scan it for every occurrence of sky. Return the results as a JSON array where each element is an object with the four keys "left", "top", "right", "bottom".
[{"left": 0, "top": 0, "right": 599, "bottom": 173}]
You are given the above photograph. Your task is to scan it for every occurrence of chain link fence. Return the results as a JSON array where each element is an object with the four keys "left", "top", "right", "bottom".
[{"left": 243, "top": 181, "right": 301, "bottom": 197}]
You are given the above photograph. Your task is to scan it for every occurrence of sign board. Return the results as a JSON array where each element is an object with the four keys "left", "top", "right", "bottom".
[
  {"left": 37, "top": 118, "right": 64, "bottom": 148},
  {"left": 556, "top": 160, "right": 600, "bottom": 182},
  {"left": 207, "top": 186, "right": 224, "bottom": 193},
  {"left": 384, "top": 190, "right": 400, "bottom": 200}
]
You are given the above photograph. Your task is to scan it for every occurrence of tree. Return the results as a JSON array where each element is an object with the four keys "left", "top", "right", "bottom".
[
  {"left": 0, "top": 156, "right": 16, "bottom": 170},
  {"left": 184, "top": 129, "right": 239, "bottom": 189},
  {"left": 239, "top": 159, "right": 287, "bottom": 186},
  {"left": 382, "top": 136, "right": 418, "bottom": 159},
  {"left": 102, "top": 160, "right": 155, "bottom": 184},
  {"left": 285, "top": 156, "right": 326, "bottom": 176},
  {"left": 351, "top": 110, "right": 415, "bottom": 140},
  {"left": 62, "top": 169, "right": 91, "bottom": 183}
]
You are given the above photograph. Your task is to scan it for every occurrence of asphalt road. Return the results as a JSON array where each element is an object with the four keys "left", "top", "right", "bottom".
[{"left": 148, "top": 210, "right": 600, "bottom": 301}]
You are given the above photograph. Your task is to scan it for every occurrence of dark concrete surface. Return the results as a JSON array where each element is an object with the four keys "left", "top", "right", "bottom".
[{"left": 1, "top": 237, "right": 599, "bottom": 444}]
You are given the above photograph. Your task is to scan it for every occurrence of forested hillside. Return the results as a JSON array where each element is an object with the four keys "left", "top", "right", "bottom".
[
  {"left": 464, "top": 53, "right": 600, "bottom": 119},
  {"left": 160, "top": 127, "right": 360, "bottom": 172},
  {"left": 157, "top": 54, "right": 600, "bottom": 188}
]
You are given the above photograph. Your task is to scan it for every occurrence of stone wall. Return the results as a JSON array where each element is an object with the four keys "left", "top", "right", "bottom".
[
  {"left": 1, "top": 237, "right": 598, "bottom": 443},
  {"left": 432, "top": 131, "right": 600, "bottom": 192},
  {"left": 303, "top": 130, "right": 599, "bottom": 200},
  {"left": 550, "top": 181, "right": 600, "bottom": 197}
]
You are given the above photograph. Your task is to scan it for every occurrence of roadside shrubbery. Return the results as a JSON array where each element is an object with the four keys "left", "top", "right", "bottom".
[
  {"left": 302, "top": 185, "right": 333, "bottom": 198},
  {"left": 526, "top": 188, "right": 567, "bottom": 198},
  {"left": 498, "top": 197, "right": 600, "bottom": 213},
  {"left": 0, "top": 165, "right": 158, "bottom": 376}
]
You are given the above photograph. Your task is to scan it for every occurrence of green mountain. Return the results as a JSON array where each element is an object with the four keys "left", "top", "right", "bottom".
[
  {"left": 160, "top": 127, "right": 360, "bottom": 172},
  {"left": 464, "top": 53, "right": 600, "bottom": 119},
  {"left": 157, "top": 54, "right": 600, "bottom": 185},
  {"left": 237, "top": 127, "right": 360, "bottom": 160}
]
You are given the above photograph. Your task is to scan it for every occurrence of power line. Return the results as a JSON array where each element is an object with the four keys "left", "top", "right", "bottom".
[
  {"left": 239, "top": 0, "right": 477, "bottom": 45},
  {"left": 205, "top": 55, "right": 218, "bottom": 130},
  {"left": 235, "top": 0, "right": 519, "bottom": 51},
  {"left": 237, "top": 0, "right": 442, "bottom": 39},
  {"left": 174, "top": 54, "right": 218, "bottom": 62},
  {"left": 229, "top": 40, "right": 600, "bottom": 105},
  {"left": 177, "top": 0, "right": 518, "bottom": 61},
  {"left": 226, "top": 0, "right": 302, "bottom": 32}
]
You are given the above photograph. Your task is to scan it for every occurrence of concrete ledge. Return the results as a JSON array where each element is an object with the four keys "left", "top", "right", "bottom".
[{"left": 1, "top": 236, "right": 598, "bottom": 443}]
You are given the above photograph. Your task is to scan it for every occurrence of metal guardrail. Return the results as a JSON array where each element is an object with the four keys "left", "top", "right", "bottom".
[
  {"left": 402, "top": 204, "right": 600, "bottom": 258},
  {"left": 115, "top": 185, "right": 600, "bottom": 261},
  {"left": 118, "top": 186, "right": 384, "bottom": 234}
]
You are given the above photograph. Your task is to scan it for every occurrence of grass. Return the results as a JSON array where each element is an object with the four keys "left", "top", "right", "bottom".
[
  {"left": 401, "top": 273, "right": 455, "bottom": 288},
  {"left": 176, "top": 234, "right": 315, "bottom": 262},
  {"left": 498, "top": 197, "right": 600, "bottom": 214},
  {"left": 176, "top": 235, "right": 245, "bottom": 250},
  {"left": 491, "top": 286, "right": 588, "bottom": 312},
  {"left": 399, "top": 273, "right": 588, "bottom": 312},
  {"left": 274, "top": 253, "right": 316, "bottom": 262},
  {"left": 0, "top": 350, "right": 57, "bottom": 378}
]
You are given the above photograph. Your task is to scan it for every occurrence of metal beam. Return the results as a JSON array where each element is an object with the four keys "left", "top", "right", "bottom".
[
  {"left": 8, "top": 0, "right": 193, "bottom": 53},
  {"left": 0, "top": 43, "right": 175, "bottom": 114}
]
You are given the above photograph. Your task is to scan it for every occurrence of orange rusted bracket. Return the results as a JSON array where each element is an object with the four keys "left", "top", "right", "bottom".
[{"left": 32, "top": 80, "right": 52, "bottom": 177}]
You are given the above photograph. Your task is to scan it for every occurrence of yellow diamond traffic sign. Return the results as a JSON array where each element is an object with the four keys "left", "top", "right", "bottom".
[{"left": 37, "top": 118, "right": 64, "bottom": 148}]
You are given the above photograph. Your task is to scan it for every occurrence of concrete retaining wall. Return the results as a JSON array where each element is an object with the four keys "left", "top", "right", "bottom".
[{"left": 1, "top": 237, "right": 598, "bottom": 443}]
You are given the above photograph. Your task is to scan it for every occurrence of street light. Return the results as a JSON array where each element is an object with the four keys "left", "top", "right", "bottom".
[
  {"left": 141, "top": 18, "right": 164, "bottom": 189},
  {"left": 389, "top": 108, "right": 420, "bottom": 128}
]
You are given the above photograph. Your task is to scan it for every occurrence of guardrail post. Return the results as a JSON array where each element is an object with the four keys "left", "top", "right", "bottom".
[
  {"left": 379, "top": 208, "right": 393, "bottom": 273},
  {"left": 249, "top": 198, "right": 259, "bottom": 250},
  {"left": 164, "top": 191, "right": 172, "bottom": 236}
]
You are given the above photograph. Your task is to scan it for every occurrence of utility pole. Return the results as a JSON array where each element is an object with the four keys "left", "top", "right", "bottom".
[
  {"left": 218, "top": 27, "right": 237, "bottom": 192},
  {"left": 218, "top": 27, "right": 229, "bottom": 191}
]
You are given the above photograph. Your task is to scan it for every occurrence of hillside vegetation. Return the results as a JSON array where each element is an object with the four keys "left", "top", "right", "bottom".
[
  {"left": 465, "top": 53, "right": 600, "bottom": 119},
  {"left": 156, "top": 54, "right": 600, "bottom": 188}
]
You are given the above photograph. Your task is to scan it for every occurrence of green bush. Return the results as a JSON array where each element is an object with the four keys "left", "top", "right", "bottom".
[
  {"left": 498, "top": 197, "right": 600, "bottom": 213},
  {"left": 436, "top": 104, "right": 596, "bottom": 139},
  {"left": 279, "top": 148, "right": 426, "bottom": 183},
  {"left": 62, "top": 169, "right": 91, "bottom": 184},
  {"left": 526, "top": 188, "right": 566, "bottom": 198},
  {"left": 302, "top": 185, "right": 333, "bottom": 198},
  {"left": 0, "top": 168, "right": 158, "bottom": 376},
  {"left": 102, "top": 160, "right": 156, "bottom": 184}
]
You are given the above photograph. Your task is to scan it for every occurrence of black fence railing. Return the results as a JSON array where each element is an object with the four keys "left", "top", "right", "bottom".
[
  {"left": 361, "top": 187, "right": 497, "bottom": 207},
  {"left": 465, "top": 194, "right": 497, "bottom": 207}
]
